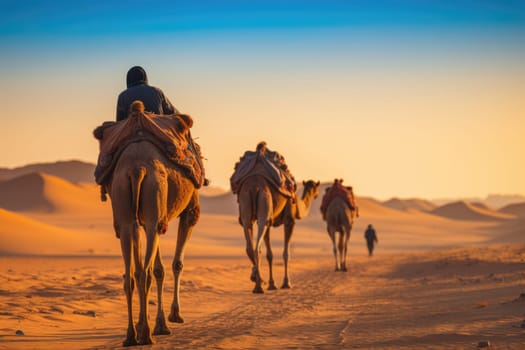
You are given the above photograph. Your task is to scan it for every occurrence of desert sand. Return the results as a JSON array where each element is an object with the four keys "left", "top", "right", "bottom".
[{"left": 1, "top": 169, "right": 525, "bottom": 349}]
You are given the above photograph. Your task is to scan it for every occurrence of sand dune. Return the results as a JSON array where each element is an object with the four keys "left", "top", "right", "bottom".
[
  {"left": 1, "top": 167, "right": 525, "bottom": 349},
  {"left": 470, "top": 201, "right": 493, "bottom": 211},
  {"left": 199, "top": 192, "right": 239, "bottom": 216},
  {"left": 0, "top": 208, "right": 116, "bottom": 256},
  {"left": 0, "top": 173, "right": 54, "bottom": 212},
  {"left": 500, "top": 202, "right": 525, "bottom": 218},
  {"left": 199, "top": 185, "right": 229, "bottom": 197},
  {"left": 431, "top": 200, "right": 515, "bottom": 221},
  {"left": 0, "top": 160, "right": 95, "bottom": 183},
  {"left": 0, "top": 175, "right": 522, "bottom": 257},
  {"left": 487, "top": 220, "right": 525, "bottom": 244},
  {"left": 383, "top": 197, "right": 437, "bottom": 212},
  {"left": 196, "top": 183, "right": 410, "bottom": 219},
  {"left": 0, "top": 172, "right": 104, "bottom": 215}
]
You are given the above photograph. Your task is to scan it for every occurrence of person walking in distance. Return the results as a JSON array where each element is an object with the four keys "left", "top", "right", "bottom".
[{"left": 364, "top": 224, "right": 378, "bottom": 256}]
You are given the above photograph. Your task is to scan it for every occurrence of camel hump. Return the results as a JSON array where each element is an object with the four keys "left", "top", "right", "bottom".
[
  {"left": 177, "top": 114, "right": 193, "bottom": 129},
  {"left": 129, "top": 100, "right": 145, "bottom": 117},
  {"left": 256, "top": 141, "right": 267, "bottom": 153}
]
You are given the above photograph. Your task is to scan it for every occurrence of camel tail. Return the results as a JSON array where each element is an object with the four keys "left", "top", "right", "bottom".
[{"left": 130, "top": 166, "right": 147, "bottom": 223}]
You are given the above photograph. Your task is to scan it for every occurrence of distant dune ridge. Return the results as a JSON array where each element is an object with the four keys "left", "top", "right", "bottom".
[
  {"left": 432, "top": 193, "right": 525, "bottom": 209},
  {"left": 0, "top": 159, "right": 523, "bottom": 207},
  {"left": 382, "top": 197, "right": 437, "bottom": 212},
  {"left": 0, "top": 160, "right": 524, "bottom": 256},
  {"left": 0, "top": 160, "right": 96, "bottom": 183},
  {"left": 499, "top": 202, "right": 525, "bottom": 219},
  {"left": 0, "top": 173, "right": 54, "bottom": 212},
  {"left": 431, "top": 200, "right": 515, "bottom": 221},
  {"left": 0, "top": 172, "right": 103, "bottom": 214},
  {"left": 469, "top": 202, "right": 492, "bottom": 211}
]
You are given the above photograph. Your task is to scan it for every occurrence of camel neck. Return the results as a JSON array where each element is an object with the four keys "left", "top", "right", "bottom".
[{"left": 296, "top": 191, "right": 314, "bottom": 219}]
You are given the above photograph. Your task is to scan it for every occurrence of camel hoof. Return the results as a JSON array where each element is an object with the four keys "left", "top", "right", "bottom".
[
  {"left": 138, "top": 336, "right": 154, "bottom": 346},
  {"left": 135, "top": 321, "right": 144, "bottom": 335},
  {"left": 268, "top": 283, "right": 277, "bottom": 291},
  {"left": 122, "top": 337, "right": 138, "bottom": 347},
  {"left": 253, "top": 285, "right": 265, "bottom": 294},
  {"left": 153, "top": 323, "right": 171, "bottom": 336},
  {"left": 168, "top": 312, "right": 185, "bottom": 323},
  {"left": 281, "top": 283, "right": 291, "bottom": 289}
]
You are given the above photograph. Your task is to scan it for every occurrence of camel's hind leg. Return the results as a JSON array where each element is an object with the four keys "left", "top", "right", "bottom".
[
  {"left": 337, "top": 230, "right": 347, "bottom": 272},
  {"left": 340, "top": 225, "right": 352, "bottom": 272},
  {"left": 134, "top": 225, "right": 156, "bottom": 345},
  {"left": 248, "top": 187, "right": 273, "bottom": 294},
  {"left": 136, "top": 176, "right": 168, "bottom": 345},
  {"left": 241, "top": 221, "right": 257, "bottom": 282},
  {"left": 119, "top": 226, "right": 139, "bottom": 347},
  {"left": 153, "top": 247, "right": 171, "bottom": 335},
  {"left": 252, "top": 221, "right": 269, "bottom": 293},
  {"left": 169, "top": 192, "right": 199, "bottom": 323},
  {"left": 239, "top": 191, "right": 257, "bottom": 283},
  {"left": 327, "top": 227, "right": 340, "bottom": 271},
  {"left": 252, "top": 191, "right": 272, "bottom": 294},
  {"left": 264, "top": 230, "right": 277, "bottom": 290}
]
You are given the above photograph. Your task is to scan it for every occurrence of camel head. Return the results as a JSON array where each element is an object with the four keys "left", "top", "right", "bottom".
[
  {"left": 295, "top": 180, "right": 320, "bottom": 219},
  {"left": 333, "top": 178, "right": 344, "bottom": 185},
  {"left": 301, "top": 180, "right": 320, "bottom": 200}
]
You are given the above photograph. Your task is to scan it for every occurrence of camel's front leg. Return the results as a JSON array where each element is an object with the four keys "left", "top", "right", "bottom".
[
  {"left": 169, "top": 193, "right": 199, "bottom": 323},
  {"left": 153, "top": 247, "right": 170, "bottom": 335},
  {"left": 119, "top": 229, "right": 138, "bottom": 347},
  {"left": 281, "top": 219, "right": 295, "bottom": 289}
]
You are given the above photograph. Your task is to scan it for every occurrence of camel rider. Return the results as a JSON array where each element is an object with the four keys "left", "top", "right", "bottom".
[
  {"left": 116, "top": 66, "right": 177, "bottom": 121},
  {"left": 116, "top": 66, "right": 208, "bottom": 186}
]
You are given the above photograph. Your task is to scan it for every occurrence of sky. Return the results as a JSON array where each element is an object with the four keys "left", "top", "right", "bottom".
[{"left": 1, "top": 0, "right": 524, "bottom": 199}]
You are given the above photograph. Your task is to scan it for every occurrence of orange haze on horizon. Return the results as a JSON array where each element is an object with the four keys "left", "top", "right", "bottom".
[{"left": 2, "top": 27, "right": 524, "bottom": 200}]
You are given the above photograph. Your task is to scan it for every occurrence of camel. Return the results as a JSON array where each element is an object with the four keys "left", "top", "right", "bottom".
[
  {"left": 323, "top": 180, "right": 359, "bottom": 272},
  {"left": 237, "top": 162, "right": 320, "bottom": 293},
  {"left": 107, "top": 101, "right": 200, "bottom": 346}
]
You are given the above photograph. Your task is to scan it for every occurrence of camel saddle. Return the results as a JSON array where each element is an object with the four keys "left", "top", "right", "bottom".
[
  {"left": 320, "top": 181, "right": 358, "bottom": 220},
  {"left": 93, "top": 111, "right": 205, "bottom": 190},
  {"left": 230, "top": 142, "right": 296, "bottom": 198}
]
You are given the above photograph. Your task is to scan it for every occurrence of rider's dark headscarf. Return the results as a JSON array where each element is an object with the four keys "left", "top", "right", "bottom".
[{"left": 126, "top": 66, "right": 148, "bottom": 88}]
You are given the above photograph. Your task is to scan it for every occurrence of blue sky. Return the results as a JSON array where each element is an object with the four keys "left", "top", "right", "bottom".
[
  {"left": 2, "top": 1, "right": 524, "bottom": 36},
  {"left": 1, "top": 1, "right": 524, "bottom": 198}
]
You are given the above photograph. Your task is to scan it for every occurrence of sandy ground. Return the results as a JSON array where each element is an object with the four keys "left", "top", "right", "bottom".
[
  {"left": 1, "top": 174, "right": 525, "bottom": 349},
  {"left": 1, "top": 245, "right": 524, "bottom": 350}
]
